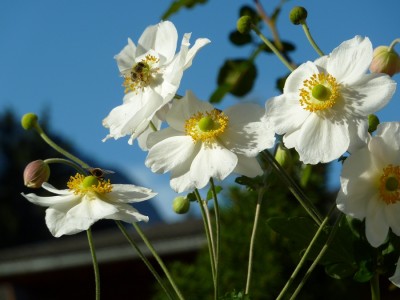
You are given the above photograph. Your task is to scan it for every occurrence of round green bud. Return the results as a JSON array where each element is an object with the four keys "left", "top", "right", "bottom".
[
  {"left": 198, "top": 116, "right": 214, "bottom": 132},
  {"left": 82, "top": 175, "right": 99, "bottom": 188},
  {"left": 312, "top": 84, "right": 331, "bottom": 101},
  {"left": 386, "top": 177, "right": 399, "bottom": 192},
  {"left": 368, "top": 114, "right": 380, "bottom": 133},
  {"left": 23, "top": 160, "right": 51, "bottom": 188},
  {"left": 172, "top": 196, "right": 190, "bottom": 214},
  {"left": 21, "top": 113, "right": 38, "bottom": 130},
  {"left": 289, "top": 6, "right": 308, "bottom": 25},
  {"left": 237, "top": 16, "right": 252, "bottom": 34}
]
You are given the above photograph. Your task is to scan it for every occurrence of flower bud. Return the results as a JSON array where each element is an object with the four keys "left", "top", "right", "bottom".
[
  {"left": 369, "top": 45, "right": 400, "bottom": 77},
  {"left": 21, "top": 113, "right": 38, "bottom": 130},
  {"left": 368, "top": 114, "right": 380, "bottom": 133},
  {"left": 237, "top": 16, "right": 252, "bottom": 34},
  {"left": 289, "top": 6, "right": 308, "bottom": 25},
  {"left": 275, "top": 143, "right": 292, "bottom": 168},
  {"left": 172, "top": 196, "right": 190, "bottom": 214},
  {"left": 23, "top": 160, "right": 50, "bottom": 188}
]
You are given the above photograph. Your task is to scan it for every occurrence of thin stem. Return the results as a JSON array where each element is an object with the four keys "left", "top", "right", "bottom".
[
  {"left": 209, "top": 178, "right": 220, "bottom": 300},
  {"left": 289, "top": 212, "right": 344, "bottom": 300},
  {"left": 194, "top": 189, "right": 217, "bottom": 293},
  {"left": 370, "top": 272, "right": 381, "bottom": 300},
  {"left": 86, "top": 228, "right": 100, "bottom": 300},
  {"left": 115, "top": 221, "right": 175, "bottom": 300},
  {"left": 250, "top": 24, "right": 294, "bottom": 72},
  {"left": 260, "top": 150, "right": 323, "bottom": 225},
  {"left": 33, "top": 122, "right": 90, "bottom": 169},
  {"left": 245, "top": 187, "right": 266, "bottom": 295},
  {"left": 388, "top": 38, "right": 400, "bottom": 52},
  {"left": 44, "top": 158, "right": 87, "bottom": 174},
  {"left": 131, "top": 222, "right": 185, "bottom": 300},
  {"left": 301, "top": 22, "right": 324, "bottom": 57}
]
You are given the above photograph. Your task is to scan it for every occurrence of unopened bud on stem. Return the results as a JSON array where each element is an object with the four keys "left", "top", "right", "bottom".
[
  {"left": 172, "top": 196, "right": 190, "bottom": 214},
  {"left": 289, "top": 6, "right": 308, "bottom": 25},
  {"left": 237, "top": 16, "right": 252, "bottom": 34},
  {"left": 23, "top": 160, "right": 50, "bottom": 188},
  {"left": 21, "top": 113, "right": 38, "bottom": 130}
]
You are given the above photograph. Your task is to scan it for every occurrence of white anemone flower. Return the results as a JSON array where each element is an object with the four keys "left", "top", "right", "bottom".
[
  {"left": 103, "top": 20, "right": 210, "bottom": 146},
  {"left": 266, "top": 36, "right": 396, "bottom": 164},
  {"left": 390, "top": 256, "right": 400, "bottom": 288},
  {"left": 145, "top": 90, "right": 275, "bottom": 193},
  {"left": 22, "top": 174, "right": 156, "bottom": 237},
  {"left": 336, "top": 122, "right": 400, "bottom": 248}
]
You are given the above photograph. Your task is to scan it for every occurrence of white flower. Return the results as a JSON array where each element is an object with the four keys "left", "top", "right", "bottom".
[
  {"left": 336, "top": 122, "right": 400, "bottom": 247},
  {"left": 22, "top": 174, "right": 156, "bottom": 237},
  {"left": 145, "top": 90, "right": 275, "bottom": 193},
  {"left": 103, "top": 20, "right": 210, "bottom": 146},
  {"left": 266, "top": 36, "right": 396, "bottom": 164}
]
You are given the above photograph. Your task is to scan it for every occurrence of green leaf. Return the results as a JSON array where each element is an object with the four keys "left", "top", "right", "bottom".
[
  {"left": 266, "top": 216, "right": 355, "bottom": 267},
  {"left": 353, "top": 259, "right": 374, "bottom": 283},
  {"left": 215, "top": 59, "right": 257, "bottom": 99},
  {"left": 161, "top": 0, "right": 208, "bottom": 20},
  {"left": 229, "top": 30, "right": 252, "bottom": 46},
  {"left": 325, "top": 262, "right": 358, "bottom": 279},
  {"left": 206, "top": 185, "right": 223, "bottom": 201}
]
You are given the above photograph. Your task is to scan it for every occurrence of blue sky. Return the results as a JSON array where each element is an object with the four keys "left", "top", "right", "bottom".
[{"left": 1, "top": 0, "right": 399, "bottom": 222}]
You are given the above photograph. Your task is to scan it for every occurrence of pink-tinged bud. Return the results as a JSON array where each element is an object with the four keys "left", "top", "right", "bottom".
[
  {"left": 370, "top": 45, "right": 400, "bottom": 77},
  {"left": 23, "top": 160, "right": 50, "bottom": 188}
]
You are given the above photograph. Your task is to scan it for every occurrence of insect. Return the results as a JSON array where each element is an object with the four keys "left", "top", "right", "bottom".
[{"left": 86, "top": 167, "right": 115, "bottom": 179}]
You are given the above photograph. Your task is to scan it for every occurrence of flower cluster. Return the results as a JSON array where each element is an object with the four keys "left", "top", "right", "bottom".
[{"left": 20, "top": 13, "right": 400, "bottom": 299}]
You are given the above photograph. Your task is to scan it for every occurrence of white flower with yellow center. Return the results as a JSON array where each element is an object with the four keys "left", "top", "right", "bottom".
[
  {"left": 266, "top": 36, "right": 396, "bottom": 164},
  {"left": 103, "top": 20, "right": 210, "bottom": 146},
  {"left": 145, "top": 90, "right": 275, "bottom": 193},
  {"left": 336, "top": 122, "right": 400, "bottom": 248},
  {"left": 22, "top": 174, "right": 156, "bottom": 237}
]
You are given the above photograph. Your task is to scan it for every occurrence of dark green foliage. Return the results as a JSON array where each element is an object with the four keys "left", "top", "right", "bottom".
[{"left": 161, "top": 0, "right": 208, "bottom": 20}]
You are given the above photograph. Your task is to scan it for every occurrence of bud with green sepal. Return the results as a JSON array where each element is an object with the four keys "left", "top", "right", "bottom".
[{"left": 23, "top": 160, "right": 51, "bottom": 188}]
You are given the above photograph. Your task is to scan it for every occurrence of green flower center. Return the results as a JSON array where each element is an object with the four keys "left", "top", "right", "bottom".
[
  {"left": 299, "top": 72, "right": 340, "bottom": 112},
  {"left": 198, "top": 116, "right": 215, "bottom": 131},
  {"left": 67, "top": 173, "right": 112, "bottom": 195},
  {"left": 385, "top": 176, "right": 399, "bottom": 192}
]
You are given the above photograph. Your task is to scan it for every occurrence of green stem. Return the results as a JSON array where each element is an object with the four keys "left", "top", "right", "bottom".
[
  {"left": 33, "top": 122, "right": 90, "bottom": 169},
  {"left": 44, "top": 158, "right": 87, "bottom": 174},
  {"left": 194, "top": 189, "right": 217, "bottom": 294},
  {"left": 131, "top": 222, "right": 185, "bottom": 300},
  {"left": 250, "top": 24, "right": 294, "bottom": 72},
  {"left": 370, "top": 272, "right": 381, "bottom": 300},
  {"left": 289, "top": 211, "right": 344, "bottom": 300},
  {"left": 301, "top": 22, "right": 324, "bottom": 57},
  {"left": 209, "top": 178, "right": 220, "bottom": 300},
  {"left": 245, "top": 187, "right": 266, "bottom": 295},
  {"left": 87, "top": 228, "right": 100, "bottom": 300},
  {"left": 388, "top": 38, "right": 400, "bottom": 52},
  {"left": 260, "top": 150, "right": 323, "bottom": 225},
  {"left": 115, "top": 221, "right": 175, "bottom": 300}
]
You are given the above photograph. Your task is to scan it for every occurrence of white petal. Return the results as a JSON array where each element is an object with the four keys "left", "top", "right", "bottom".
[
  {"left": 169, "top": 158, "right": 196, "bottom": 193},
  {"left": 21, "top": 191, "right": 79, "bottom": 207},
  {"left": 327, "top": 36, "right": 373, "bottom": 85},
  {"left": 365, "top": 197, "right": 389, "bottom": 247},
  {"left": 347, "top": 118, "right": 370, "bottom": 154},
  {"left": 369, "top": 135, "right": 400, "bottom": 166},
  {"left": 385, "top": 202, "right": 400, "bottom": 237},
  {"left": 265, "top": 93, "right": 310, "bottom": 135},
  {"left": 375, "top": 122, "right": 400, "bottom": 152},
  {"left": 137, "top": 21, "right": 178, "bottom": 64},
  {"left": 145, "top": 135, "right": 197, "bottom": 173},
  {"left": 222, "top": 103, "right": 275, "bottom": 155},
  {"left": 115, "top": 38, "right": 136, "bottom": 73},
  {"left": 190, "top": 142, "right": 237, "bottom": 189},
  {"left": 233, "top": 155, "right": 263, "bottom": 177},
  {"left": 284, "top": 61, "right": 319, "bottom": 94},
  {"left": 137, "top": 115, "right": 162, "bottom": 151},
  {"left": 107, "top": 184, "right": 156, "bottom": 203},
  {"left": 42, "top": 182, "right": 72, "bottom": 195},
  {"left": 389, "top": 256, "right": 400, "bottom": 288},
  {"left": 290, "top": 114, "right": 349, "bottom": 164},
  {"left": 45, "top": 206, "right": 82, "bottom": 237},
  {"left": 147, "top": 127, "right": 182, "bottom": 149},
  {"left": 343, "top": 74, "right": 396, "bottom": 116},
  {"left": 166, "top": 91, "right": 213, "bottom": 131},
  {"left": 106, "top": 203, "right": 149, "bottom": 223},
  {"left": 183, "top": 37, "right": 211, "bottom": 70}
]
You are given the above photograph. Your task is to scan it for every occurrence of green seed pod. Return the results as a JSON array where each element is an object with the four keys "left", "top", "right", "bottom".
[
  {"left": 289, "top": 6, "right": 308, "bottom": 25},
  {"left": 21, "top": 113, "right": 38, "bottom": 130},
  {"left": 172, "top": 196, "right": 190, "bottom": 214},
  {"left": 368, "top": 114, "right": 380, "bottom": 133},
  {"left": 237, "top": 16, "right": 252, "bottom": 34}
]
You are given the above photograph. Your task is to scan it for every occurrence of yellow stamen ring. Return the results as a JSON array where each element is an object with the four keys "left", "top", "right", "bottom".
[
  {"left": 67, "top": 173, "right": 113, "bottom": 195},
  {"left": 185, "top": 109, "right": 229, "bottom": 143},
  {"left": 123, "top": 55, "right": 159, "bottom": 93},
  {"left": 299, "top": 73, "right": 340, "bottom": 112},
  {"left": 379, "top": 164, "right": 400, "bottom": 204}
]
